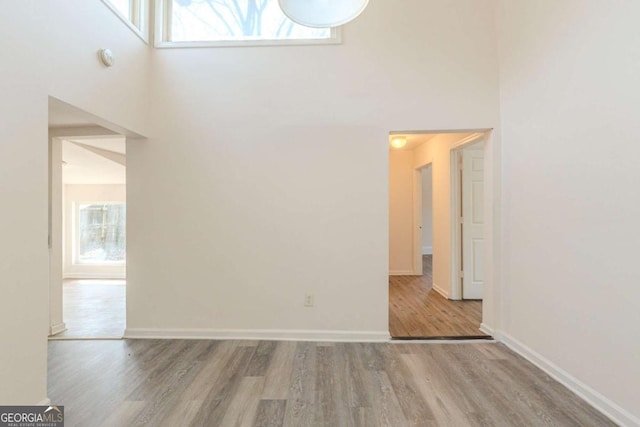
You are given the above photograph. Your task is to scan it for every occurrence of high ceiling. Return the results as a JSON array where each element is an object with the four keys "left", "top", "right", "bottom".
[
  {"left": 70, "top": 137, "right": 126, "bottom": 155},
  {"left": 389, "top": 133, "right": 437, "bottom": 150},
  {"left": 62, "top": 137, "right": 126, "bottom": 185},
  {"left": 389, "top": 132, "right": 473, "bottom": 151}
]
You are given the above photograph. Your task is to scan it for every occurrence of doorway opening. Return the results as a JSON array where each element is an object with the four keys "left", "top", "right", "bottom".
[
  {"left": 50, "top": 136, "right": 127, "bottom": 339},
  {"left": 388, "top": 130, "right": 491, "bottom": 339},
  {"left": 47, "top": 97, "right": 137, "bottom": 340}
]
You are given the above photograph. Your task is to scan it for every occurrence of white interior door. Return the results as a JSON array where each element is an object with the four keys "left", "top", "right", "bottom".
[{"left": 462, "top": 148, "right": 484, "bottom": 299}]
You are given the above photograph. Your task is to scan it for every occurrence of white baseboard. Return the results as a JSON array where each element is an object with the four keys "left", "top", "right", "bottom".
[
  {"left": 37, "top": 398, "right": 51, "bottom": 406},
  {"left": 389, "top": 270, "right": 415, "bottom": 276},
  {"left": 432, "top": 282, "right": 450, "bottom": 298},
  {"left": 422, "top": 246, "right": 433, "bottom": 255},
  {"left": 499, "top": 332, "right": 639, "bottom": 427},
  {"left": 49, "top": 322, "right": 66, "bottom": 336},
  {"left": 479, "top": 323, "right": 495, "bottom": 337},
  {"left": 124, "top": 328, "right": 391, "bottom": 342}
]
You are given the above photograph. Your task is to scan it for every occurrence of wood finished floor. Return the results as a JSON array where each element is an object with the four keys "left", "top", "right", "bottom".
[
  {"left": 51, "top": 279, "right": 126, "bottom": 339},
  {"left": 48, "top": 339, "right": 614, "bottom": 427},
  {"left": 389, "top": 255, "right": 486, "bottom": 338}
]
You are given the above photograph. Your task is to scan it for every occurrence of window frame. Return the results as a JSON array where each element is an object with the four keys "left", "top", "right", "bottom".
[
  {"left": 101, "top": 0, "right": 150, "bottom": 43},
  {"left": 154, "top": 0, "right": 342, "bottom": 48},
  {"left": 73, "top": 201, "right": 127, "bottom": 266}
]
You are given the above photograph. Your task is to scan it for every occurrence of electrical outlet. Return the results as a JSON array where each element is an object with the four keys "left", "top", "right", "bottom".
[{"left": 304, "top": 292, "right": 315, "bottom": 307}]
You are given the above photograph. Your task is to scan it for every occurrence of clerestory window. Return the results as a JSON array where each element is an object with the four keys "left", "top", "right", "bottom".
[
  {"left": 156, "top": 0, "right": 340, "bottom": 48},
  {"left": 102, "top": 0, "right": 149, "bottom": 42}
]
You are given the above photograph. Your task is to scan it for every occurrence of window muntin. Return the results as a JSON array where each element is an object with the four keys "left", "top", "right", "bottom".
[
  {"left": 160, "top": 0, "right": 339, "bottom": 46},
  {"left": 76, "top": 203, "right": 126, "bottom": 265},
  {"left": 101, "top": 0, "right": 148, "bottom": 42}
]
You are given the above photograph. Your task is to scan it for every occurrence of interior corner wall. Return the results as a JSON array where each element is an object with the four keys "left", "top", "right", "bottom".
[
  {"left": 129, "top": 0, "right": 499, "bottom": 336},
  {"left": 0, "top": 0, "right": 150, "bottom": 404},
  {"left": 496, "top": 0, "right": 640, "bottom": 423},
  {"left": 389, "top": 150, "right": 415, "bottom": 275}
]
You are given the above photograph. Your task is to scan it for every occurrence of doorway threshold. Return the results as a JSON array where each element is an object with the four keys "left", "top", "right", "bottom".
[
  {"left": 391, "top": 335, "right": 493, "bottom": 341},
  {"left": 48, "top": 336, "right": 124, "bottom": 341}
]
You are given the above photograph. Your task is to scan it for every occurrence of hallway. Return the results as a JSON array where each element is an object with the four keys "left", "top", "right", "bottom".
[
  {"left": 389, "top": 255, "right": 487, "bottom": 338},
  {"left": 50, "top": 279, "right": 125, "bottom": 339}
]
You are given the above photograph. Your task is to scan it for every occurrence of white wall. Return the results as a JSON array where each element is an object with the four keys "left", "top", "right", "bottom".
[
  {"left": 64, "top": 185, "right": 127, "bottom": 279},
  {"left": 421, "top": 168, "right": 433, "bottom": 255},
  {"left": 0, "top": 0, "right": 150, "bottom": 404},
  {"left": 496, "top": 0, "right": 640, "bottom": 423},
  {"left": 47, "top": 2, "right": 151, "bottom": 135},
  {"left": 389, "top": 150, "right": 415, "bottom": 275},
  {"left": 127, "top": 0, "right": 499, "bottom": 338},
  {"left": 0, "top": 2, "right": 49, "bottom": 406}
]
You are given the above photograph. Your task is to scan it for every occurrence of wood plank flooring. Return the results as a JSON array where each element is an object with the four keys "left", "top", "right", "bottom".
[
  {"left": 50, "top": 279, "right": 125, "bottom": 339},
  {"left": 389, "top": 255, "right": 486, "bottom": 338},
  {"left": 47, "top": 339, "right": 615, "bottom": 427}
]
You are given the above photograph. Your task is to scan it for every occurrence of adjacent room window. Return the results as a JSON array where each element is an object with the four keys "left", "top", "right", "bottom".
[
  {"left": 158, "top": 0, "right": 339, "bottom": 47},
  {"left": 76, "top": 203, "right": 126, "bottom": 264},
  {"left": 102, "top": 0, "right": 148, "bottom": 40}
]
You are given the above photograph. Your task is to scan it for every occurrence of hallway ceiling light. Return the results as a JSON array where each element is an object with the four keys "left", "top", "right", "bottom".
[
  {"left": 390, "top": 137, "right": 407, "bottom": 149},
  {"left": 278, "top": 0, "right": 369, "bottom": 28}
]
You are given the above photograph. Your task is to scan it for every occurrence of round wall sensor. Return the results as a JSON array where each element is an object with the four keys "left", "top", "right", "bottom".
[{"left": 98, "top": 48, "right": 114, "bottom": 67}]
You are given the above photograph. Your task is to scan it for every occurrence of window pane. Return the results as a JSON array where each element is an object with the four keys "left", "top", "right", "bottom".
[
  {"left": 170, "top": 0, "right": 331, "bottom": 42},
  {"left": 78, "top": 204, "right": 126, "bottom": 264},
  {"left": 107, "top": 0, "right": 132, "bottom": 20}
]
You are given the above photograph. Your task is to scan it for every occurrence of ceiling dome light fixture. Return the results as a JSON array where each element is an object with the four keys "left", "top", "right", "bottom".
[
  {"left": 391, "top": 137, "right": 407, "bottom": 149},
  {"left": 278, "top": 0, "right": 370, "bottom": 28}
]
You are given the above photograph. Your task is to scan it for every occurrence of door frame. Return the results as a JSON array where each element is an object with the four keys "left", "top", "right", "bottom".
[
  {"left": 48, "top": 126, "right": 127, "bottom": 337},
  {"left": 390, "top": 127, "right": 500, "bottom": 336},
  {"left": 449, "top": 133, "right": 486, "bottom": 300},
  {"left": 412, "top": 163, "right": 433, "bottom": 276}
]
